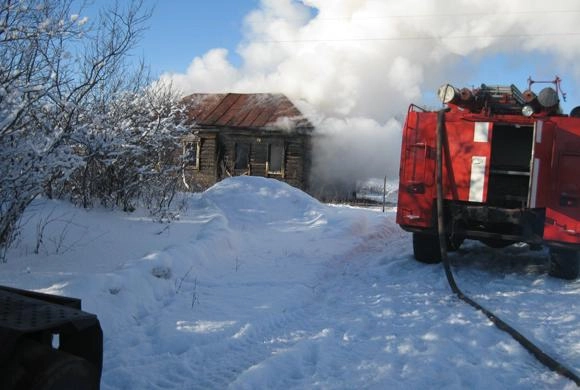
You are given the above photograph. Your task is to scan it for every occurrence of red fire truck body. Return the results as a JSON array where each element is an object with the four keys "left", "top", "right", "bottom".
[{"left": 396, "top": 81, "right": 580, "bottom": 279}]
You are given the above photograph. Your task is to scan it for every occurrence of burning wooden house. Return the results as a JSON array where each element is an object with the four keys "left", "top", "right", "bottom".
[{"left": 179, "top": 93, "right": 314, "bottom": 191}]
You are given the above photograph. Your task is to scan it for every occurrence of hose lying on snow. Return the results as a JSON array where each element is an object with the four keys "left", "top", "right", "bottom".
[{"left": 434, "top": 109, "right": 580, "bottom": 386}]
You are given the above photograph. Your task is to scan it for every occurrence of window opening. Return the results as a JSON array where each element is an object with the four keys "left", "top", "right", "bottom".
[
  {"left": 268, "top": 144, "right": 284, "bottom": 174},
  {"left": 183, "top": 140, "right": 200, "bottom": 169},
  {"left": 235, "top": 143, "right": 250, "bottom": 169}
]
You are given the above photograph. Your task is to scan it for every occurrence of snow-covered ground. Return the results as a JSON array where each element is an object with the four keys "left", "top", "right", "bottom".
[{"left": 1, "top": 176, "right": 579, "bottom": 389}]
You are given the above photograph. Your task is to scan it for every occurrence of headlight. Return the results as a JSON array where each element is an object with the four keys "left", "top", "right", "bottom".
[{"left": 522, "top": 105, "right": 535, "bottom": 117}]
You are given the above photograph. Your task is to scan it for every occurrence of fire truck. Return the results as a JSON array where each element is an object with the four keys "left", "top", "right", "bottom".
[{"left": 396, "top": 78, "right": 580, "bottom": 279}]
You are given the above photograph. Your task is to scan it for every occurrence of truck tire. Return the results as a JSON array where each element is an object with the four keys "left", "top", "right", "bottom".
[
  {"left": 28, "top": 350, "right": 98, "bottom": 390},
  {"left": 548, "top": 248, "right": 580, "bottom": 280},
  {"left": 10, "top": 339, "right": 99, "bottom": 390},
  {"left": 412, "top": 232, "right": 442, "bottom": 264}
]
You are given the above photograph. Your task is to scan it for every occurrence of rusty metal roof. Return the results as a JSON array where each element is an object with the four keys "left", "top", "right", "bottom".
[{"left": 180, "top": 93, "right": 312, "bottom": 131}]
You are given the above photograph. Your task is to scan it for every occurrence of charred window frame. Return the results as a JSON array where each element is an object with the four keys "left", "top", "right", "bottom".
[
  {"left": 183, "top": 139, "right": 201, "bottom": 170},
  {"left": 235, "top": 143, "right": 250, "bottom": 170},
  {"left": 267, "top": 143, "right": 285, "bottom": 175}
]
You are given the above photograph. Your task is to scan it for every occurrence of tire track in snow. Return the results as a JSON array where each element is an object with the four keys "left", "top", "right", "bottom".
[
  {"left": 191, "top": 305, "right": 321, "bottom": 389},
  {"left": 179, "top": 213, "right": 410, "bottom": 388},
  {"left": 122, "top": 213, "right": 399, "bottom": 388},
  {"left": 101, "top": 258, "right": 340, "bottom": 388}
]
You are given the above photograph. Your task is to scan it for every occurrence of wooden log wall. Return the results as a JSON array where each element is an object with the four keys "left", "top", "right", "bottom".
[
  {"left": 218, "top": 131, "right": 310, "bottom": 190},
  {"left": 179, "top": 128, "right": 312, "bottom": 193}
]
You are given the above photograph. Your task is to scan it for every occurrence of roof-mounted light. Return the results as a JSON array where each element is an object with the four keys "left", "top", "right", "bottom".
[
  {"left": 522, "top": 105, "right": 535, "bottom": 117},
  {"left": 437, "top": 83, "right": 458, "bottom": 104}
]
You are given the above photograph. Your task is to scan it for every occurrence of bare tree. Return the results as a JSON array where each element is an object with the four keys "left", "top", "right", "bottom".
[{"left": 0, "top": 0, "right": 151, "bottom": 256}]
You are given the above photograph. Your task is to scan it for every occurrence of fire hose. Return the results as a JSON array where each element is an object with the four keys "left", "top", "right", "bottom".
[{"left": 434, "top": 109, "right": 580, "bottom": 386}]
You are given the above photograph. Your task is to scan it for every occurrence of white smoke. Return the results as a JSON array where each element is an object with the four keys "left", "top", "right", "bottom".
[{"left": 159, "top": 0, "right": 580, "bottom": 184}]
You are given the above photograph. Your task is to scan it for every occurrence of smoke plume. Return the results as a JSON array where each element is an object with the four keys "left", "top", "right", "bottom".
[{"left": 159, "top": 0, "right": 580, "bottom": 186}]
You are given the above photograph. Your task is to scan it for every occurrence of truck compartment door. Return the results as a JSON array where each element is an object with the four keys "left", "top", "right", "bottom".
[
  {"left": 544, "top": 124, "right": 580, "bottom": 245},
  {"left": 397, "top": 111, "right": 437, "bottom": 228}
]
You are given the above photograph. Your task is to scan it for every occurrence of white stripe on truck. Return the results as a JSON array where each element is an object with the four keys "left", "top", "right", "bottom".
[
  {"left": 529, "top": 158, "right": 540, "bottom": 208},
  {"left": 469, "top": 156, "right": 486, "bottom": 202},
  {"left": 474, "top": 122, "right": 490, "bottom": 142}
]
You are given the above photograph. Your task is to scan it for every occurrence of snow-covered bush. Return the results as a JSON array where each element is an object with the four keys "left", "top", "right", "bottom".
[
  {"left": 61, "top": 83, "right": 188, "bottom": 213},
  {"left": 0, "top": 0, "right": 150, "bottom": 257}
]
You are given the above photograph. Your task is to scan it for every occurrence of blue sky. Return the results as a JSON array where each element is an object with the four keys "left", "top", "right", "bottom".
[{"left": 139, "top": 0, "right": 258, "bottom": 76}]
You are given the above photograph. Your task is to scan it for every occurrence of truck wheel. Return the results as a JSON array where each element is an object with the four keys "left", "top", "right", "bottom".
[
  {"left": 412, "top": 232, "right": 442, "bottom": 264},
  {"left": 13, "top": 339, "right": 99, "bottom": 390},
  {"left": 548, "top": 248, "right": 580, "bottom": 280},
  {"left": 28, "top": 350, "right": 98, "bottom": 390}
]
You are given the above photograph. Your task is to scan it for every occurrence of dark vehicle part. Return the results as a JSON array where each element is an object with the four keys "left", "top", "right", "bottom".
[
  {"left": 549, "top": 247, "right": 580, "bottom": 280},
  {"left": 412, "top": 232, "right": 441, "bottom": 263},
  {"left": 0, "top": 286, "right": 103, "bottom": 390}
]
